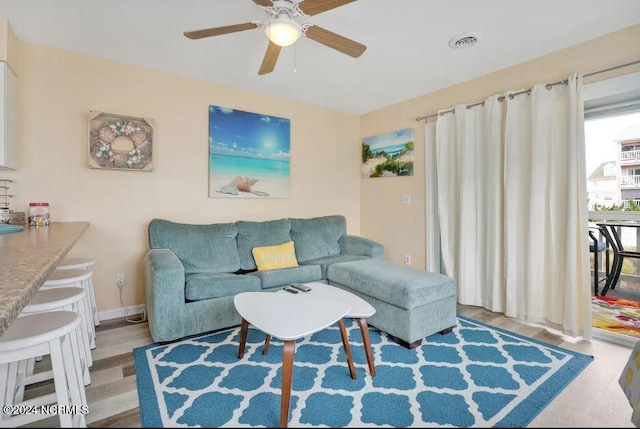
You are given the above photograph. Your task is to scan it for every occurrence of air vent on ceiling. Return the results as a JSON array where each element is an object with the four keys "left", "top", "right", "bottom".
[{"left": 448, "top": 32, "right": 481, "bottom": 49}]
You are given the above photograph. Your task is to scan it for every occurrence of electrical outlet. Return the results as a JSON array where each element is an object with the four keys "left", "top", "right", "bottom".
[
  {"left": 404, "top": 254, "right": 411, "bottom": 265},
  {"left": 116, "top": 273, "right": 125, "bottom": 289}
]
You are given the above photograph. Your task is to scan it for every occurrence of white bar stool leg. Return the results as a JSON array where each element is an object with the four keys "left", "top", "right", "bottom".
[
  {"left": 72, "top": 298, "right": 93, "bottom": 371},
  {"left": 0, "top": 363, "right": 12, "bottom": 426},
  {"left": 0, "top": 364, "right": 8, "bottom": 426},
  {"left": 12, "top": 359, "right": 32, "bottom": 404},
  {"left": 49, "top": 339, "right": 73, "bottom": 427},
  {"left": 86, "top": 274, "right": 100, "bottom": 327},
  {"left": 82, "top": 280, "right": 97, "bottom": 349},
  {"left": 60, "top": 333, "right": 87, "bottom": 427},
  {"left": 3, "top": 361, "right": 19, "bottom": 406},
  {"left": 42, "top": 270, "right": 97, "bottom": 350},
  {"left": 68, "top": 316, "right": 91, "bottom": 387},
  {"left": 55, "top": 258, "right": 100, "bottom": 327}
]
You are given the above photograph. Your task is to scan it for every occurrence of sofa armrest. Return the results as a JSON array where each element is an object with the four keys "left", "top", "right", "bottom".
[
  {"left": 144, "top": 249, "right": 186, "bottom": 342},
  {"left": 339, "top": 234, "right": 385, "bottom": 259}
]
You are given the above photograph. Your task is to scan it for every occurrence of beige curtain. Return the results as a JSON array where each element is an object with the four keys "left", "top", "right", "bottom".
[{"left": 433, "top": 73, "right": 592, "bottom": 337}]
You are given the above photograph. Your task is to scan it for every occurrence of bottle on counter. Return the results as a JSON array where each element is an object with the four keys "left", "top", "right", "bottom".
[
  {"left": 0, "top": 207, "right": 10, "bottom": 224},
  {"left": 28, "top": 202, "right": 50, "bottom": 226}
]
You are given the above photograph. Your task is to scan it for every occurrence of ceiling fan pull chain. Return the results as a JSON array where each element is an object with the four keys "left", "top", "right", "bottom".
[{"left": 294, "top": 44, "right": 297, "bottom": 73}]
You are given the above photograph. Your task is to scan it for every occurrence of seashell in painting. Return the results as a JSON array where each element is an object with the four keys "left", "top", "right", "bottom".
[
  {"left": 98, "top": 126, "right": 117, "bottom": 143},
  {"left": 112, "top": 152, "right": 129, "bottom": 167},
  {"left": 129, "top": 130, "right": 147, "bottom": 145}
]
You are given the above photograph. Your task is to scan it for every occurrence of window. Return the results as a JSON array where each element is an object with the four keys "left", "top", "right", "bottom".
[
  {"left": 604, "top": 164, "right": 616, "bottom": 176},
  {"left": 623, "top": 168, "right": 640, "bottom": 176},
  {"left": 622, "top": 199, "right": 640, "bottom": 208},
  {"left": 585, "top": 71, "right": 640, "bottom": 211}
]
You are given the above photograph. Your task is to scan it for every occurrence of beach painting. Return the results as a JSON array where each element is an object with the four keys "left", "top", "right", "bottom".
[
  {"left": 209, "top": 105, "right": 290, "bottom": 198},
  {"left": 362, "top": 128, "right": 414, "bottom": 178}
]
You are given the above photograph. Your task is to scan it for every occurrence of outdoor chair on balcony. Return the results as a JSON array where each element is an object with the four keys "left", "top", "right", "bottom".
[{"left": 589, "top": 226, "right": 611, "bottom": 295}]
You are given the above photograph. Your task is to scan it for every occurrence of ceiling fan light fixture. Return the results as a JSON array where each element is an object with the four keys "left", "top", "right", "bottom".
[{"left": 265, "top": 17, "right": 301, "bottom": 47}]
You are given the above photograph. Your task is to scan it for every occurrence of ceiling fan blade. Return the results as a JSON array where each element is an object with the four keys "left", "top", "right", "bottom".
[
  {"left": 304, "top": 25, "right": 366, "bottom": 58},
  {"left": 184, "top": 22, "right": 259, "bottom": 40},
  {"left": 252, "top": 0, "right": 273, "bottom": 7},
  {"left": 259, "top": 42, "right": 282, "bottom": 75},
  {"left": 298, "top": 0, "right": 357, "bottom": 16}
]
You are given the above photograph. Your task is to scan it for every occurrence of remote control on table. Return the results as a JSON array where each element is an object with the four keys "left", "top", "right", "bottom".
[
  {"left": 290, "top": 283, "right": 311, "bottom": 292},
  {"left": 283, "top": 287, "right": 298, "bottom": 294}
]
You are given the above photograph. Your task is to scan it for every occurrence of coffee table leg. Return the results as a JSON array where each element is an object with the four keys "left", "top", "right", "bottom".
[
  {"left": 357, "top": 318, "right": 376, "bottom": 377},
  {"left": 281, "top": 340, "right": 296, "bottom": 428},
  {"left": 238, "top": 318, "right": 249, "bottom": 359},
  {"left": 338, "top": 319, "right": 356, "bottom": 380},
  {"left": 263, "top": 334, "right": 271, "bottom": 356}
]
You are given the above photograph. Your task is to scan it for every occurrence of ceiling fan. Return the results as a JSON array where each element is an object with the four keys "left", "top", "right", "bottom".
[{"left": 183, "top": 0, "right": 366, "bottom": 75}]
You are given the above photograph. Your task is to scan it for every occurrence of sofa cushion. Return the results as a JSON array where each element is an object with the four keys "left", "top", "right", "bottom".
[
  {"left": 253, "top": 241, "right": 299, "bottom": 271},
  {"left": 236, "top": 218, "right": 292, "bottom": 270},
  {"left": 290, "top": 215, "right": 346, "bottom": 263},
  {"left": 185, "top": 273, "right": 261, "bottom": 301},
  {"left": 327, "top": 259, "right": 456, "bottom": 310},
  {"left": 149, "top": 219, "right": 241, "bottom": 274},
  {"left": 248, "top": 265, "right": 323, "bottom": 289},
  {"left": 301, "top": 254, "right": 369, "bottom": 279}
]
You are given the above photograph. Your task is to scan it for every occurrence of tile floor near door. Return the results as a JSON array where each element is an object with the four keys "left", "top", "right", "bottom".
[{"left": 22, "top": 304, "right": 638, "bottom": 428}]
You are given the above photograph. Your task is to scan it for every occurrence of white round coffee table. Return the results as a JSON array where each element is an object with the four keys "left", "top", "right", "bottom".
[
  {"left": 262, "top": 282, "right": 377, "bottom": 378},
  {"left": 234, "top": 289, "right": 353, "bottom": 428}
]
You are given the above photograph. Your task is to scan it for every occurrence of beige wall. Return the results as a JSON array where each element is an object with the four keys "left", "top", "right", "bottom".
[
  {"left": 360, "top": 23, "right": 640, "bottom": 270},
  {"left": 3, "top": 42, "right": 361, "bottom": 313},
  {"left": 4, "top": 23, "right": 640, "bottom": 315}
]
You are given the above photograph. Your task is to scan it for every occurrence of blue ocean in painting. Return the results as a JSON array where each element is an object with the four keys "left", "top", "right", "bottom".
[
  {"left": 370, "top": 143, "right": 406, "bottom": 156},
  {"left": 209, "top": 105, "right": 290, "bottom": 168},
  {"left": 362, "top": 128, "right": 413, "bottom": 155},
  {"left": 209, "top": 153, "right": 289, "bottom": 178}
]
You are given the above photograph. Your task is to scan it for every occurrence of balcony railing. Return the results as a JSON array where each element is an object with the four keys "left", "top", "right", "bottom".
[
  {"left": 621, "top": 175, "right": 640, "bottom": 186},
  {"left": 622, "top": 150, "right": 640, "bottom": 162},
  {"left": 589, "top": 211, "right": 640, "bottom": 289}
]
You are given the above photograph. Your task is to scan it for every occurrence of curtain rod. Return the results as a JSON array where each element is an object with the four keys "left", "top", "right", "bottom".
[{"left": 415, "top": 58, "right": 640, "bottom": 122}]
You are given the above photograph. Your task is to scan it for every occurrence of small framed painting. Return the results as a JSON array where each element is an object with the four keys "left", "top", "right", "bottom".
[
  {"left": 209, "top": 105, "right": 290, "bottom": 198},
  {"left": 88, "top": 111, "right": 154, "bottom": 171},
  {"left": 362, "top": 128, "right": 414, "bottom": 178}
]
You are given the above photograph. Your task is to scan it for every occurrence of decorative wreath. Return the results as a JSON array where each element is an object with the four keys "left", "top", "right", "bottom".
[{"left": 93, "top": 120, "right": 150, "bottom": 168}]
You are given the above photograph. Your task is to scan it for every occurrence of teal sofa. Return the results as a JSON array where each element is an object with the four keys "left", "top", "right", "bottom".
[{"left": 144, "top": 215, "right": 384, "bottom": 343}]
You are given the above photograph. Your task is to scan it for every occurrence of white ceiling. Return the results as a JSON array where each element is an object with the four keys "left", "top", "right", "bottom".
[{"left": 1, "top": 0, "right": 639, "bottom": 114}]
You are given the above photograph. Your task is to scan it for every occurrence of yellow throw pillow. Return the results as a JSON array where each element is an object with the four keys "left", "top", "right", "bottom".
[{"left": 252, "top": 241, "right": 299, "bottom": 271}]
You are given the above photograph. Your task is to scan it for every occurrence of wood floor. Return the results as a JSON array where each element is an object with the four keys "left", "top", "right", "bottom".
[{"left": 22, "top": 304, "right": 637, "bottom": 428}]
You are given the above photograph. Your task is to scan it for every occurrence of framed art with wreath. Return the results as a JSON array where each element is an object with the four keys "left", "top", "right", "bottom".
[{"left": 88, "top": 111, "right": 154, "bottom": 171}]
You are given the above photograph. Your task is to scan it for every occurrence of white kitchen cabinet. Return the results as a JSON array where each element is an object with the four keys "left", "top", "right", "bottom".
[{"left": 0, "top": 62, "right": 17, "bottom": 169}]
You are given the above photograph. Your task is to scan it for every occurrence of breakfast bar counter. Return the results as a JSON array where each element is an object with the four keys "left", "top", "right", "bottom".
[{"left": 0, "top": 221, "right": 89, "bottom": 336}]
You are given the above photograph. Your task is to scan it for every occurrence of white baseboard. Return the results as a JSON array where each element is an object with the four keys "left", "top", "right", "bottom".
[
  {"left": 593, "top": 328, "right": 638, "bottom": 348},
  {"left": 99, "top": 304, "right": 145, "bottom": 321}
]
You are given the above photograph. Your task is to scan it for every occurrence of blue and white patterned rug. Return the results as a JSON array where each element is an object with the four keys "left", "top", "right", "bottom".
[{"left": 133, "top": 316, "right": 593, "bottom": 427}]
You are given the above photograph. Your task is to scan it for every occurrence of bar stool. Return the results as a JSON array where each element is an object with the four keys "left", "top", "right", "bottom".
[
  {"left": 0, "top": 311, "right": 87, "bottom": 428},
  {"left": 42, "top": 270, "right": 96, "bottom": 350},
  {"left": 20, "top": 287, "right": 93, "bottom": 386},
  {"left": 55, "top": 258, "right": 100, "bottom": 327}
]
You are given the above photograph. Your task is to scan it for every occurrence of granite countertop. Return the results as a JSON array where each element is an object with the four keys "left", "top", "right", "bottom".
[{"left": 0, "top": 221, "right": 90, "bottom": 336}]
